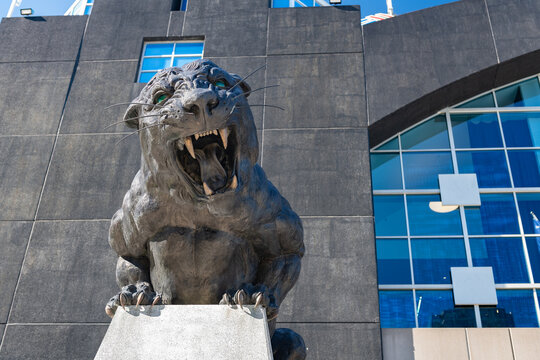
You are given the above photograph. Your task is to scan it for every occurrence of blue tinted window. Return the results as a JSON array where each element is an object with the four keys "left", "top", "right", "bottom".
[
  {"left": 407, "top": 195, "right": 462, "bottom": 236},
  {"left": 526, "top": 237, "right": 540, "bottom": 283},
  {"left": 144, "top": 43, "right": 174, "bottom": 56},
  {"left": 416, "top": 290, "right": 476, "bottom": 327},
  {"left": 138, "top": 72, "right": 156, "bottom": 83},
  {"left": 373, "top": 195, "right": 407, "bottom": 236},
  {"left": 181, "top": 0, "right": 188, "bottom": 11},
  {"left": 516, "top": 193, "right": 540, "bottom": 234},
  {"left": 141, "top": 57, "right": 172, "bottom": 71},
  {"left": 84, "top": 5, "right": 92, "bottom": 15},
  {"left": 412, "top": 238, "right": 467, "bottom": 284},
  {"left": 470, "top": 238, "right": 529, "bottom": 283},
  {"left": 175, "top": 42, "right": 204, "bottom": 55},
  {"left": 402, "top": 152, "right": 453, "bottom": 189},
  {"left": 457, "top": 93, "right": 495, "bottom": 108},
  {"left": 451, "top": 113, "right": 503, "bottom": 148},
  {"left": 371, "top": 153, "right": 402, "bottom": 190},
  {"left": 375, "top": 137, "right": 399, "bottom": 150},
  {"left": 508, "top": 150, "right": 540, "bottom": 187},
  {"left": 401, "top": 116, "right": 449, "bottom": 150},
  {"left": 379, "top": 291, "right": 415, "bottom": 328},
  {"left": 173, "top": 56, "right": 203, "bottom": 67},
  {"left": 465, "top": 194, "right": 519, "bottom": 235},
  {"left": 376, "top": 239, "right": 411, "bottom": 285},
  {"left": 456, "top": 151, "right": 511, "bottom": 188},
  {"left": 272, "top": 0, "right": 290, "bottom": 7},
  {"left": 496, "top": 78, "right": 540, "bottom": 107},
  {"left": 500, "top": 112, "right": 540, "bottom": 147},
  {"left": 481, "top": 290, "right": 538, "bottom": 327}
]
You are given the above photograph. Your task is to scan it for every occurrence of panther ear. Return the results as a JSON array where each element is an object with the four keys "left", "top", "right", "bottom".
[
  {"left": 123, "top": 102, "right": 140, "bottom": 129},
  {"left": 231, "top": 74, "right": 251, "bottom": 98}
]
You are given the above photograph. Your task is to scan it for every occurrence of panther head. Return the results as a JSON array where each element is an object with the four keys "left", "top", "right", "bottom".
[{"left": 123, "top": 59, "right": 259, "bottom": 200}]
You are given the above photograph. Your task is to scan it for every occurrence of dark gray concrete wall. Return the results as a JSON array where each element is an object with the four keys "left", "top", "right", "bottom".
[{"left": 0, "top": 1, "right": 380, "bottom": 359}]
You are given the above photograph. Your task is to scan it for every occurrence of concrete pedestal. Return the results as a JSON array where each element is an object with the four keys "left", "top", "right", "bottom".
[{"left": 94, "top": 305, "right": 273, "bottom": 360}]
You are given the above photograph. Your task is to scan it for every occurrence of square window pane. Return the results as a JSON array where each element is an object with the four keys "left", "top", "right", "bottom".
[
  {"left": 141, "top": 57, "right": 172, "bottom": 71},
  {"left": 272, "top": 0, "right": 290, "bottom": 7},
  {"left": 456, "top": 93, "right": 495, "bottom": 108},
  {"left": 412, "top": 238, "right": 467, "bottom": 284},
  {"left": 525, "top": 237, "right": 540, "bottom": 283},
  {"left": 481, "top": 290, "right": 538, "bottom": 327},
  {"left": 144, "top": 43, "right": 174, "bottom": 56},
  {"left": 508, "top": 150, "right": 540, "bottom": 187},
  {"left": 516, "top": 193, "right": 540, "bottom": 234},
  {"left": 456, "top": 151, "right": 511, "bottom": 188},
  {"left": 138, "top": 72, "right": 156, "bottom": 83},
  {"left": 174, "top": 42, "right": 204, "bottom": 55},
  {"left": 470, "top": 237, "right": 529, "bottom": 283},
  {"left": 451, "top": 113, "right": 503, "bottom": 148},
  {"left": 402, "top": 152, "right": 453, "bottom": 189},
  {"left": 173, "top": 56, "right": 203, "bottom": 67},
  {"left": 500, "top": 112, "right": 540, "bottom": 147},
  {"left": 379, "top": 291, "right": 415, "bottom": 328},
  {"left": 407, "top": 195, "right": 463, "bottom": 236},
  {"left": 371, "top": 153, "right": 402, "bottom": 190},
  {"left": 376, "top": 239, "right": 411, "bottom": 284},
  {"left": 496, "top": 78, "right": 540, "bottom": 107},
  {"left": 401, "top": 116, "right": 449, "bottom": 150},
  {"left": 373, "top": 195, "right": 407, "bottom": 236},
  {"left": 416, "top": 290, "right": 476, "bottom": 327},
  {"left": 374, "top": 137, "right": 399, "bottom": 150},
  {"left": 465, "top": 194, "right": 519, "bottom": 235}
]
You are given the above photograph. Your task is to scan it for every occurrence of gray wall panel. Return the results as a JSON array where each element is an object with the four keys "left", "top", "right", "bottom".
[
  {"left": 37, "top": 134, "right": 140, "bottom": 220},
  {"left": 0, "top": 61, "right": 73, "bottom": 136},
  {"left": 9, "top": 221, "right": 116, "bottom": 323},
  {"left": 0, "top": 324, "right": 108, "bottom": 360},
  {"left": 0, "top": 136, "right": 55, "bottom": 220},
  {"left": 279, "top": 217, "right": 378, "bottom": 322},
  {"left": 0, "top": 16, "right": 86, "bottom": 62},
  {"left": 268, "top": 6, "right": 362, "bottom": 55},
  {"left": 167, "top": 11, "right": 185, "bottom": 37},
  {"left": 0, "top": 222, "right": 32, "bottom": 323}
]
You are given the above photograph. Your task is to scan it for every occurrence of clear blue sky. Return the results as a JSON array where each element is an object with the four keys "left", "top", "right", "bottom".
[{"left": 0, "top": 0, "right": 458, "bottom": 20}]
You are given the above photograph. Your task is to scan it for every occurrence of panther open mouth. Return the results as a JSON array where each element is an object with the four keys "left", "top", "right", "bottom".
[{"left": 175, "top": 127, "right": 237, "bottom": 196}]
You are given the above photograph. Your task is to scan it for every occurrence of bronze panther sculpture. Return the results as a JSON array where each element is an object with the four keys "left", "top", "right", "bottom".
[{"left": 105, "top": 59, "right": 306, "bottom": 359}]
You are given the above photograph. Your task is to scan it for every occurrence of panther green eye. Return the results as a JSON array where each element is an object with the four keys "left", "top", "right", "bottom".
[
  {"left": 215, "top": 80, "right": 227, "bottom": 89},
  {"left": 156, "top": 94, "right": 168, "bottom": 104}
]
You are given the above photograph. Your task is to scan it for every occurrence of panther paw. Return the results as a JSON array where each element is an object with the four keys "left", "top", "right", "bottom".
[
  {"left": 219, "top": 284, "right": 278, "bottom": 321},
  {"left": 105, "top": 282, "right": 162, "bottom": 318}
]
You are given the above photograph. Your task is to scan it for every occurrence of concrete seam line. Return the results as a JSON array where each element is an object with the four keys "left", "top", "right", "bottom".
[{"left": 483, "top": 0, "right": 500, "bottom": 63}]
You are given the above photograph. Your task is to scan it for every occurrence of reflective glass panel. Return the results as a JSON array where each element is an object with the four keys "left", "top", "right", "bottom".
[
  {"left": 496, "top": 78, "right": 540, "bottom": 107},
  {"left": 371, "top": 153, "right": 402, "bottom": 190},
  {"left": 516, "top": 193, "right": 540, "bottom": 234},
  {"left": 174, "top": 42, "right": 204, "bottom": 55},
  {"left": 141, "top": 57, "right": 172, "bottom": 71},
  {"left": 508, "top": 150, "right": 540, "bottom": 187},
  {"left": 451, "top": 113, "right": 503, "bottom": 148},
  {"left": 412, "top": 238, "right": 467, "bottom": 284},
  {"left": 457, "top": 93, "right": 495, "bottom": 108},
  {"left": 416, "top": 290, "right": 476, "bottom": 327},
  {"left": 525, "top": 237, "right": 540, "bottom": 283},
  {"left": 373, "top": 195, "right": 407, "bottom": 236},
  {"left": 481, "top": 290, "right": 538, "bottom": 327},
  {"left": 407, "top": 195, "right": 462, "bottom": 236},
  {"left": 144, "top": 43, "right": 174, "bottom": 56},
  {"left": 401, "top": 116, "right": 449, "bottom": 150},
  {"left": 376, "top": 239, "right": 411, "bottom": 285},
  {"left": 181, "top": 0, "right": 188, "bottom": 11},
  {"left": 272, "top": 0, "right": 289, "bottom": 6},
  {"left": 87, "top": 0, "right": 93, "bottom": 3},
  {"left": 402, "top": 152, "right": 453, "bottom": 189},
  {"left": 84, "top": 5, "right": 92, "bottom": 15},
  {"left": 173, "top": 56, "right": 203, "bottom": 67},
  {"left": 375, "top": 137, "right": 399, "bottom": 150},
  {"left": 500, "top": 112, "right": 540, "bottom": 147},
  {"left": 465, "top": 194, "right": 519, "bottom": 235},
  {"left": 456, "top": 151, "right": 511, "bottom": 188},
  {"left": 379, "top": 291, "right": 415, "bottom": 328},
  {"left": 470, "top": 237, "right": 529, "bottom": 283},
  {"left": 138, "top": 72, "right": 156, "bottom": 83}
]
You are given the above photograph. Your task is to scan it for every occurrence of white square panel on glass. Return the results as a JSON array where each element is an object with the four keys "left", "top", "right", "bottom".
[
  {"left": 439, "top": 174, "right": 481, "bottom": 206},
  {"left": 451, "top": 267, "right": 497, "bottom": 305}
]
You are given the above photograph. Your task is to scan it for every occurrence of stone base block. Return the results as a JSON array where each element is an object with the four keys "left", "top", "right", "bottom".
[{"left": 94, "top": 305, "right": 273, "bottom": 360}]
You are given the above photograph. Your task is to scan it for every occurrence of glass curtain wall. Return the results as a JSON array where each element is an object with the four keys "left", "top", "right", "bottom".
[{"left": 372, "top": 75, "right": 540, "bottom": 328}]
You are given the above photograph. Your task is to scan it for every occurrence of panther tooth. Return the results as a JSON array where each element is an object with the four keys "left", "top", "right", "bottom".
[
  {"left": 195, "top": 134, "right": 199, "bottom": 140},
  {"left": 230, "top": 175, "right": 238, "bottom": 190},
  {"left": 203, "top": 182, "right": 213, "bottom": 196},
  {"left": 219, "top": 128, "right": 229, "bottom": 149},
  {"left": 184, "top": 137, "right": 196, "bottom": 159},
  {"left": 213, "top": 130, "right": 218, "bottom": 135}
]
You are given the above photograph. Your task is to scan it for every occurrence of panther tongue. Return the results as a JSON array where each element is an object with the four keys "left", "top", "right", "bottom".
[{"left": 195, "top": 143, "right": 227, "bottom": 195}]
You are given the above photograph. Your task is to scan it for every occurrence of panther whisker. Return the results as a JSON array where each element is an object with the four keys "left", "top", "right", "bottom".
[
  {"left": 103, "top": 114, "right": 159, "bottom": 130},
  {"left": 104, "top": 102, "right": 165, "bottom": 110},
  {"left": 232, "top": 85, "right": 280, "bottom": 100},
  {"left": 228, "top": 64, "right": 266, "bottom": 92},
  {"left": 237, "top": 104, "right": 285, "bottom": 111},
  {"left": 115, "top": 123, "right": 162, "bottom": 145}
]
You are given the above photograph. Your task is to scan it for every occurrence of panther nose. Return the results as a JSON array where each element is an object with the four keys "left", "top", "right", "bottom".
[{"left": 182, "top": 89, "right": 219, "bottom": 115}]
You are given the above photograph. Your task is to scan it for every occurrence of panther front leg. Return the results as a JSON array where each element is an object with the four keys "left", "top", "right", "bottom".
[{"left": 105, "top": 256, "right": 161, "bottom": 317}]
